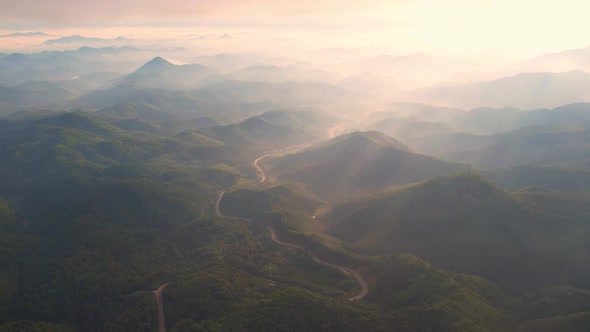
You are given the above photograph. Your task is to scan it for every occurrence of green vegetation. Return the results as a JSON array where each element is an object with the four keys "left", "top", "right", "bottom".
[
  {"left": 197, "top": 109, "right": 335, "bottom": 148},
  {"left": 368, "top": 254, "right": 508, "bottom": 331},
  {"left": 324, "top": 172, "right": 590, "bottom": 291},
  {"left": 487, "top": 166, "right": 590, "bottom": 191},
  {"left": 266, "top": 130, "right": 473, "bottom": 197},
  {"left": 2, "top": 100, "right": 590, "bottom": 331}
]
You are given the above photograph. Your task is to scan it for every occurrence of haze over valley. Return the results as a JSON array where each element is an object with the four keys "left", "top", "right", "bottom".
[{"left": 2, "top": 1, "right": 590, "bottom": 331}]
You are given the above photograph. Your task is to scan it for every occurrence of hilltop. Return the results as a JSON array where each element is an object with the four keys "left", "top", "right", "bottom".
[
  {"left": 322, "top": 172, "right": 590, "bottom": 291},
  {"left": 265, "top": 131, "right": 473, "bottom": 197},
  {"left": 112, "top": 56, "right": 212, "bottom": 90}
]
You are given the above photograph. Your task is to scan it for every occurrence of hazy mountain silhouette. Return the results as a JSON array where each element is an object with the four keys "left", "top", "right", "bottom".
[
  {"left": 110, "top": 56, "right": 212, "bottom": 90},
  {"left": 266, "top": 131, "right": 472, "bottom": 197},
  {"left": 44, "top": 35, "right": 130, "bottom": 45},
  {"left": 409, "top": 70, "right": 590, "bottom": 109},
  {"left": 323, "top": 172, "right": 590, "bottom": 290},
  {"left": 0, "top": 31, "right": 50, "bottom": 38}
]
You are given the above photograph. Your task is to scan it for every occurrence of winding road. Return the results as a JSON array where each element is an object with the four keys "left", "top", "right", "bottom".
[
  {"left": 155, "top": 283, "right": 170, "bottom": 332},
  {"left": 253, "top": 154, "right": 271, "bottom": 184},
  {"left": 132, "top": 129, "right": 362, "bottom": 331},
  {"left": 215, "top": 154, "right": 369, "bottom": 301},
  {"left": 126, "top": 282, "right": 170, "bottom": 332}
]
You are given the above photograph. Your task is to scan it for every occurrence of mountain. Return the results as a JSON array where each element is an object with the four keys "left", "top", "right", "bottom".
[
  {"left": 220, "top": 184, "right": 321, "bottom": 221},
  {"left": 450, "top": 103, "right": 590, "bottom": 134},
  {"left": 56, "top": 71, "right": 123, "bottom": 93},
  {"left": 190, "top": 52, "right": 276, "bottom": 74},
  {"left": 36, "top": 112, "right": 123, "bottom": 138},
  {"left": 3, "top": 101, "right": 590, "bottom": 331},
  {"left": 265, "top": 131, "right": 473, "bottom": 197},
  {"left": 0, "top": 50, "right": 125, "bottom": 86},
  {"left": 486, "top": 166, "right": 590, "bottom": 191},
  {"left": 44, "top": 35, "right": 130, "bottom": 45},
  {"left": 442, "top": 125, "right": 590, "bottom": 170},
  {"left": 96, "top": 100, "right": 182, "bottom": 122},
  {"left": 368, "top": 254, "right": 507, "bottom": 331},
  {"left": 322, "top": 172, "right": 590, "bottom": 290},
  {"left": 370, "top": 102, "right": 465, "bottom": 122},
  {"left": 0, "top": 80, "right": 75, "bottom": 114},
  {"left": 257, "top": 109, "right": 337, "bottom": 130},
  {"left": 109, "top": 118, "right": 164, "bottom": 135},
  {"left": 68, "top": 79, "right": 346, "bottom": 117},
  {"left": 451, "top": 107, "right": 525, "bottom": 134},
  {"left": 524, "top": 45, "right": 590, "bottom": 72},
  {"left": 367, "top": 117, "right": 456, "bottom": 144},
  {"left": 409, "top": 70, "right": 590, "bottom": 109},
  {"left": 193, "top": 80, "right": 357, "bottom": 108},
  {"left": 203, "top": 64, "right": 339, "bottom": 84},
  {"left": 197, "top": 114, "right": 311, "bottom": 147},
  {"left": 0, "top": 31, "right": 50, "bottom": 38},
  {"left": 111, "top": 56, "right": 213, "bottom": 90},
  {"left": 397, "top": 103, "right": 590, "bottom": 163}
]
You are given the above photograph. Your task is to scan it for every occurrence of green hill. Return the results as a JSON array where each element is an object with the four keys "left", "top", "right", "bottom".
[
  {"left": 443, "top": 125, "right": 590, "bottom": 169},
  {"left": 0, "top": 80, "right": 75, "bottom": 114},
  {"left": 323, "top": 172, "right": 590, "bottom": 290},
  {"left": 258, "top": 109, "right": 337, "bottom": 131},
  {"left": 110, "top": 118, "right": 163, "bottom": 135},
  {"left": 220, "top": 184, "right": 320, "bottom": 220},
  {"left": 517, "top": 311, "right": 590, "bottom": 332},
  {"left": 266, "top": 131, "right": 473, "bottom": 197},
  {"left": 486, "top": 166, "right": 590, "bottom": 191},
  {"left": 197, "top": 114, "right": 313, "bottom": 147},
  {"left": 3, "top": 104, "right": 590, "bottom": 331},
  {"left": 409, "top": 70, "right": 590, "bottom": 109},
  {"left": 96, "top": 100, "right": 182, "bottom": 122},
  {"left": 516, "top": 287, "right": 590, "bottom": 322},
  {"left": 38, "top": 111, "right": 122, "bottom": 138},
  {"left": 113, "top": 56, "right": 212, "bottom": 90},
  {"left": 368, "top": 254, "right": 507, "bottom": 331}
]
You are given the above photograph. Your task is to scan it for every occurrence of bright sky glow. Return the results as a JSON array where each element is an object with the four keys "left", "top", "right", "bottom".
[{"left": 0, "top": 0, "right": 589, "bottom": 57}]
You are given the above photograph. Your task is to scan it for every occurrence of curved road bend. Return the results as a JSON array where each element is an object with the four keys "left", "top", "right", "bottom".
[
  {"left": 264, "top": 225, "right": 369, "bottom": 301},
  {"left": 253, "top": 154, "right": 271, "bottom": 184},
  {"left": 215, "top": 153, "right": 369, "bottom": 301}
]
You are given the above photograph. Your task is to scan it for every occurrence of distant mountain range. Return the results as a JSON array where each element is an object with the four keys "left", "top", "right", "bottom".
[
  {"left": 0, "top": 31, "right": 50, "bottom": 38},
  {"left": 0, "top": 47, "right": 152, "bottom": 86},
  {"left": 408, "top": 70, "right": 590, "bottom": 109},
  {"left": 523, "top": 44, "right": 590, "bottom": 72},
  {"left": 197, "top": 109, "right": 335, "bottom": 147},
  {"left": 44, "top": 35, "right": 131, "bottom": 45}
]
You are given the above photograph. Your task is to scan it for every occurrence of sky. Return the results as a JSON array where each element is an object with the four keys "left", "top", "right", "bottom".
[{"left": 1, "top": 0, "right": 589, "bottom": 57}]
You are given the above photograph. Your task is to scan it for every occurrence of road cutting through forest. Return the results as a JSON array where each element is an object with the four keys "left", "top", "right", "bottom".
[{"left": 215, "top": 153, "right": 369, "bottom": 301}]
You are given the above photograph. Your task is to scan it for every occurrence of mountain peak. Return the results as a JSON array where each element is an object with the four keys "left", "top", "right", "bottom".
[
  {"left": 332, "top": 130, "right": 411, "bottom": 152},
  {"left": 1, "top": 53, "right": 27, "bottom": 63},
  {"left": 141, "top": 56, "right": 174, "bottom": 69}
]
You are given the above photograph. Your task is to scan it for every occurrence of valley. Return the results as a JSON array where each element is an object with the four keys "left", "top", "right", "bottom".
[
  {"left": 215, "top": 153, "right": 369, "bottom": 303},
  {"left": 2, "top": 14, "right": 590, "bottom": 331}
]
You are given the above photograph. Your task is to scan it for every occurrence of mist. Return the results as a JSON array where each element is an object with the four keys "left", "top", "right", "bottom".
[{"left": 2, "top": 1, "right": 590, "bottom": 331}]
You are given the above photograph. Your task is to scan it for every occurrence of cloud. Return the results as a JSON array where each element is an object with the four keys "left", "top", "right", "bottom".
[{"left": 0, "top": 0, "right": 409, "bottom": 26}]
